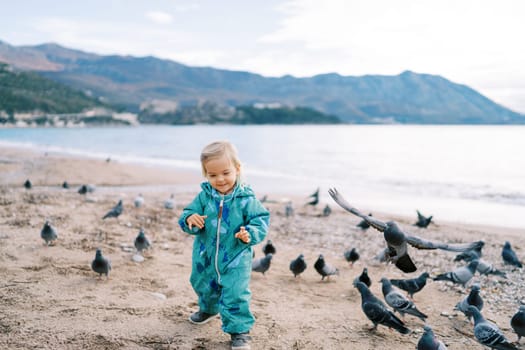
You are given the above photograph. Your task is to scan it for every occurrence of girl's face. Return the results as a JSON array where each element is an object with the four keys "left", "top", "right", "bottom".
[{"left": 204, "top": 155, "right": 239, "bottom": 195}]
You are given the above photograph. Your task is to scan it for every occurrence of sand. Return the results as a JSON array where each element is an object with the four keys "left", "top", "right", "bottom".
[{"left": 1, "top": 146, "right": 524, "bottom": 350}]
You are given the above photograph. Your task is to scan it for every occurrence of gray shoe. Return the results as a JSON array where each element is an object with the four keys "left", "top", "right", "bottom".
[
  {"left": 231, "top": 333, "right": 251, "bottom": 350},
  {"left": 188, "top": 311, "right": 218, "bottom": 325}
]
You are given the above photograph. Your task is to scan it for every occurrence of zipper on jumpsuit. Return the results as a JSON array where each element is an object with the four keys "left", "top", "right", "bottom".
[{"left": 215, "top": 196, "right": 224, "bottom": 285}]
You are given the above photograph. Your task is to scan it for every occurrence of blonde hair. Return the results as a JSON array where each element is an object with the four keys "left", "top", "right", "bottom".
[{"left": 200, "top": 141, "right": 242, "bottom": 178}]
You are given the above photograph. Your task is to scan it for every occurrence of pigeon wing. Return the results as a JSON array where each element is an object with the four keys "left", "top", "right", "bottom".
[{"left": 406, "top": 235, "right": 484, "bottom": 252}]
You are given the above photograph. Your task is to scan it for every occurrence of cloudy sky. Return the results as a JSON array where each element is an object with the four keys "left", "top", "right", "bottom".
[{"left": 2, "top": 0, "right": 524, "bottom": 112}]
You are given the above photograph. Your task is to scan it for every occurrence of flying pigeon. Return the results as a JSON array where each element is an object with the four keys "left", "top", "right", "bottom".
[
  {"left": 357, "top": 213, "right": 373, "bottom": 230},
  {"left": 415, "top": 210, "right": 433, "bottom": 228},
  {"left": 455, "top": 283, "right": 484, "bottom": 321},
  {"left": 262, "top": 240, "right": 276, "bottom": 256},
  {"left": 252, "top": 253, "right": 272, "bottom": 275},
  {"left": 24, "top": 179, "right": 32, "bottom": 189},
  {"left": 353, "top": 267, "right": 371, "bottom": 288},
  {"left": 476, "top": 258, "right": 507, "bottom": 278},
  {"left": 91, "top": 249, "right": 111, "bottom": 278},
  {"left": 289, "top": 254, "right": 307, "bottom": 277},
  {"left": 134, "top": 229, "right": 151, "bottom": 254},
  {"left": 502, "top": 241, "right": 522, "bottom": 268},
  {"left": 417, "top": 325, "right": 447, "bottom": 350},
  {"left": 164, "top": 194, "right": 175, "bottom": 209},
  {"left": 468, "top": 305, "right": 518, "bottom": 350},
  {"left": 40, "top": 221, "right": 58, "bottom": 246},
  {"left": 380, "top": 277, "right": 427, "bottom": 321},
  {"left": 354, "top": 282, "right": 411, "bottom": 334},
  {"left": 134, "top": 194, "right": 144, "bottom": 208},
  {"left": 305, "top": 187, "right": 320, "bottom": 207},
  {"left": 511, "top": 305, "right": 525, "bottom": 343},
  {"left": 344, "top": 248, "right": 360, "bottom": 267},
  {"left": 102, "top": 199, "right": 123, "bottom": 220},
  {"left": 314, "top": 254, "right": 339, "bottom": 280},
  {"left": 433, "top": 260, "right": 479, "bottom": 287},
  {"left": 390, "top": 272, "right": 430, "bottom": 299},
  {"left": 328, "top": 188, "right": 483, "bottom": 273}
]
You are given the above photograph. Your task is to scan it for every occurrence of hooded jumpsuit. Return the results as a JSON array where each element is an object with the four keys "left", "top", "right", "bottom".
[{"left": 178, "top": 182, "right": 270, "bottom": 334}]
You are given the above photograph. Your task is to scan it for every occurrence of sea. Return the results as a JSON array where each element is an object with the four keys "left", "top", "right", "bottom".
[{"left": 0, "top": 124, "right": 524, "bottom": 229}]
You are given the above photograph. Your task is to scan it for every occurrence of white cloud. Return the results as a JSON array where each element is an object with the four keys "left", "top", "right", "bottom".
[{"left": 146, "top": 11, "right": 174, "bottom": 24}]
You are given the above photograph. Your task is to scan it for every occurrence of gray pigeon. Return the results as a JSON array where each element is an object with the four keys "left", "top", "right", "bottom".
[
  {"left": 134, "top": 194, "right": 144, "bottom": 208},
  {"left": 284, "top": 201, "right": 294, "bottom": 217},
  {"left": 262, "top": 240, "right": 276, "bottom": 256},
  {"left": 289, "top": 254, "right": 307, "bottom": 277},
  {"left": 433, "top": 260, "right": 479, "bottom": 287},
  {"left": 357, "top": 213, "right": 372, "bottom": 230},
  {"left": 134, "top": 229, "right": 151, "bottom": 254},
  {"left": 78, "top": 184, "right": 95, "bottom": 194},
  {"left": 314, "top": 254, "right": 339, "bottom": 280},
  {"left": 454, "top": 242, "right": 484, "bottom": 262},
  {"left": 40, "top": 221, "right": 58, "bottom": 246},
  {"left": 380, "top": 277, "right": 427, "bottom": 321},
  {"left": 328, "top": 188, "right": 483, "bottom": 273},
  {"left": 344, "top": 248, "right": 360, "bottom": 267},
  {"left": 476, "top": 258, "right": 507, "bottom": 278},
  {"left": 455, "top": 283, "right": 483, "bottom": 320},
  {"left": 252, "top": 253, "right": 272, "bottom": 275},
  {"left": 353, "top": 267, "right": 371, "bottom": 288},
  {"left": 502, "top": 241, "right": 522, "bottom": 268},
  {"left": 91, "top": 249, "right": 111, "bottom": 278},
  {"left": 102, "top": 199, "right": 123, "bottom": 219},
  {"left": 417, "top": 325, "right": 447, "bottom": 349},
  {"left": 354, "top": 282, "right": 411, "bottom": 334},
  {"left": 390, "top": 272, "right": 430, "bottom": 299},
  {"left": 322, "top": 204, "right": 332, "bottom": 217},
  {"left": 415, "top": 210, "right": 433, "bottom": 228},
  {"left": 511, "top": 305, "right": 525, "bottom": 343},
  {"left": 164, "top": 194, "right": 175, "bottom": 209},
  {"left": 468, "top": 305, "right": 518, "bottom": 350}
]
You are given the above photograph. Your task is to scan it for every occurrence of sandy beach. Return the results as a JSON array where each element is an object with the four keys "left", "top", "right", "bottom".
[{"left": 1, "top": 146, "right": 524, "bottom": 350}]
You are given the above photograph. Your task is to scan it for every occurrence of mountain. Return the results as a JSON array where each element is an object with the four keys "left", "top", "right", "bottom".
[{"left": 1, "top": 40, "right": 524, "bottom": 124}]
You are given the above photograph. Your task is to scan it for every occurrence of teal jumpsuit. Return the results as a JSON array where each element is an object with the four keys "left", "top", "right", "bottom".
[{"left": 178, "top": 182, "right": 270, "bottom": 334}]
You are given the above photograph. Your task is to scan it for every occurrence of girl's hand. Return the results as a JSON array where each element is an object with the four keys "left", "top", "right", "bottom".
[
  {"left": 187, "top": 214, "right": 208, "bottom": 229},
  {"left": 234, "top": 226, "right": 251, "bottom": 244}
]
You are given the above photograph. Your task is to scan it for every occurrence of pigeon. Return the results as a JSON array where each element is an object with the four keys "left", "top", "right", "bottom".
[
  {"left": 390, "top": 272, "right": 430, "bottom": 299},
  {"left": 328, "top": 188, "right": 484, "bottom": 273},
  {"left": 353, "top": 267, "right": 371, "bottom": 288},
  {"left": 344, "top": 248, "right": 360, "bottom": 267},
  {"left": 62, "top": 181, "right": 70, "bottom": 189},
  {"left": 102, "top": 199, "right": 123, "bottom": 219},
  {"left": 433, "top": 260, "right": 479, "bottom": 287},
  {"left": 455, "top": 283, "right": 484, "bottom": 321},
  {"left": 357, "top": 213, "right": 373, "bottom": 230},
  {"left": 380, "top": 277, "right": 427, "bottom": 321},
  {"left": 284, "top": 201, "right": 294, "bottom": 217},
  {"left": 502, "top": 241, "right": 522, "bottom": 268},
  {"left": 252, "top": 253, "right": 272, "bottom": 275},
  {"left": 322, "top": 204, "right": 332, "bottom": 217},
  {"left": 354, "top": 282, "right": 411, "bottom": 334},
  {"left": 40, "top": 221, "right": 58, "bottom": 246},
  {"left": 305, "top": 187, "right": 320, "bottom": 207},
  {"left": 476, "top": 258, "right": 507, "bottom": 278},
  {"left": 91, "top": 249, "right": 111, "bottom": 278},
  {"left": 314, "top": 254, "right": 339, "bottom": 280},
  {"left": 164, "top": 194, "right": 175, "bottom": 209},
  {"left": 24, "top": 179, "right": 32, "bottom": 189},
  {"left": 260, "top": 194, "right": 268, "bottom": 203},
  {"left": 262, "top": 240, "right": 276, "bottom": 256},
  {"left": 417, "top": 325, "right": 447, "bottom": 350},
  {"left": 289, "top": 254, "right": 307, "bottom": 277},
  {"left": 468, "top": 305, "right": 518, "bottom": 350},
  {"left": 78, "top": 184, "right": 95, "bottom": 194},
  {"left": 134, "top": 194, "right": 144, "bottom": 208},
  {"left": 415, "top": 210, "right": 433, "bottom": 228},
  {"left": 134, "top": 229, "right": 151, "bottom": 254},
  {"left": 511, "top": 305, "right": 525, "bottom": 343}
]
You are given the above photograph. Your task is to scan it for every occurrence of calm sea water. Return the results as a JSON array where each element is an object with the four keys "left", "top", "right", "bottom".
[{"left": 1, "top": 125, "right": 524, "bottom": 229}]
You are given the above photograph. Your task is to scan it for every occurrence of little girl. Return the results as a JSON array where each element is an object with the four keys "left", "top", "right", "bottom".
[{"left": 178, "top": 140, "right": 270, "bottom": 350}]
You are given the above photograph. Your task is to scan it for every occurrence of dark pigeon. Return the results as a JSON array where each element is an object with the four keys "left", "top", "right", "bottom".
[
  {"left": 78, "top": 184, "right": 95, "bottom": 194},
  {"left": 305, "top": 187, "right": 320, "bottom": 207},
  {"left": 468, "top": 305, "right": 518, "bottom": 350},
  {"left": 134, "top": 229, "right": 151, "bottom": 254},
  {"left": 322, "top": 205, "right": 332, "bottom": 217},
  {"left": 415, "top": 210, "right": 433, "bottom": 228},
  {"left": 262, "top": 240, "right": 276, "bottom": 256},
  {"left": 353, "top": 267, "right": 371, "bottom": 288},
  {"left": 102, "top": 199, "right": 123, "bottom": 220},
  {"left": 417, "top": 325, "right": 447, "bottom": 350},
  {"left": 91, "top": 248, "right": 111, "bottom": 278},
  {"left": 24, "top": 179, "right": 32, "bottom": 189},
  {"left": 476, "top": 258, "right": 507, "bottom": 278},
  {"left": 252, "top": 253, "right": 272, "bottom": 275},
  {"left": 380, "top": 277, "right": 427, "bottom": 321},
  {"left": 40, "top": 221, "right": 58, "bottom": 246},
  {"left": 344, "top": 248, "right": 360, "bottom": 267},
  {"left": 354, "top": 282, "right": 411, "bottom": 334},
  {"left": 511, "top": 305, "right": 525, "bottom": 343},
  {"left": 357, "top": 213, "right": 373, "bottom": 230},
  {"left": 502, "top": 241, "right": 522, "bottom": 268},
  {"left": 455, "top": 283, "right": 483, "bottom": 321},
  {"left": 314, "top": 254, "right": 339, "bottom": 280},
  {"left": 433, "top": 260, "right": 479, "bottom": 287},
  {"left": 62, "top": 181, "right": 70, "bottom": 189},
  {"left": 289, "top": 254, "right": 307, "bottom": 277},
  {"left": 390, "top": 272, "right": 430, "bottom": 299},
  {"left": 328, "top": 188, "right": 484, "bottom": 273}
]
